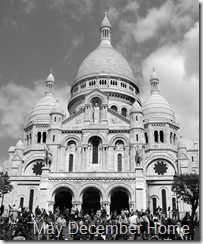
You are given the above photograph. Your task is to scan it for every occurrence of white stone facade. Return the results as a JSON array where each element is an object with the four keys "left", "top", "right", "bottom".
[{"left": 4, "top": 14, "right": 199, "bottom": 218}]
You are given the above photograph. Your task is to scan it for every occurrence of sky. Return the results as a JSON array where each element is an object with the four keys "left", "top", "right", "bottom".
[{"left": 0, "top": 0, "right": 199, "bottom": 171}]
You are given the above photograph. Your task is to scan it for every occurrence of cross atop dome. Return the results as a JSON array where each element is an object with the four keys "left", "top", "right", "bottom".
[{"left": 100, "top": 12, "right": 111, "bottom": 45}]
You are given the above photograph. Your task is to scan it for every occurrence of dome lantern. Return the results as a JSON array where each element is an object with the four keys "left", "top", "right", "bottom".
[
  {"left": 150, "top": 68, "right": 159, "bottom": 95},
  {"left": 100, "top": 12, "right": 111, "bottom": 46},
  {"left": 45, "top": 69, "right": 55, "bottom": 96}
]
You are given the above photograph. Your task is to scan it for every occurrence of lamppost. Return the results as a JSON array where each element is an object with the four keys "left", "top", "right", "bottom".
[{"left": 173, "top": 172, "right": 180, "bottom": 220}]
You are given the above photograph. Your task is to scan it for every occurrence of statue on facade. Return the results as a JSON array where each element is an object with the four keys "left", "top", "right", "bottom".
[
  {"left": 135, "top": 146, "right": 142, "bottom": 166},
  {"left": 93, "top": 103, "right": 100, "bottom": 123},
  {"left": 44, "top": 146, "right": 52, "bottom": 167}
]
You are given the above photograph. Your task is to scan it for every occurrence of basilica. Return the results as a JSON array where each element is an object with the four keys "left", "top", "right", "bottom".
[{"left": 4, "top": 14, "right": 199, "bottom": 218}]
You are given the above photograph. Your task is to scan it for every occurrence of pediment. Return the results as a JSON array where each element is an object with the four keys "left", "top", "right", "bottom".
[
  {"left": 11, "top": 153, "right": 23, "bottom": 161},
  {"left": 85, "top": 89, "right": 108, "bottom": 104},
  {"left": 62, "top": 108, "right": 85, "bottom": 126},
  {"left": 178, "top": 153, "right": 189, "bottom": 160}
]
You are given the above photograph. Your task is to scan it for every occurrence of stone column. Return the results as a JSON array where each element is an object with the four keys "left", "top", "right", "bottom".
[
  {"left": 101, "top": 201, "right": 110, "bottom": 215},
  {"left": 81, "top": 147, "right": 85, "bottom": 170},
  {"left": 48, "top": 201, "right": 55, "bottom": 212},
  {"left": 59, "top": 147, "right": 65, "bottom": 171},
  {"left": 148, "top": 124, "right": 153, "bottom": 148},
  {"left": 72, "top": 201, "right": 82, "bottom": 212},
  {"left": 165, "top": 124, "right": 170, "bottom": 147},
  {"left": 129, "top": 201, "right": 136, "bottom": 211}
]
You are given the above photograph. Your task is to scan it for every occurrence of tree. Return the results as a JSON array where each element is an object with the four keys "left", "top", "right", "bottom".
[
  {"left": 0, "top": 172, "right": 13, "bottom": 206},
  {"left": 171, "top": 173, "right": 199, "bottom": 221}
]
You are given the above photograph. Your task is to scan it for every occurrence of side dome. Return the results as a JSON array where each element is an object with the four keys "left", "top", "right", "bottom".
[
  {"left": 143, "top": 94, "right": 176, "bottom": 122},
  {"left": 51, "top": 100, "right": 64, "bottom": 115},
  {"left": 130, "top": 101, "right": 142, "bottom": 113},
  {"left": 28, "top": 95, "right": 57, "bottom": 123},
  {"left": 27, "top": 71, "right": 57, "bottom": 123},
  {"left": 75, "top": 44, "right": 135, "bottom": 83},
  {"left": 143, "top": 68, "right": 176, "bottom": 123},
  {"left": 15, "top": 138, "right": 24, "bottom": 150},
  {"left": 177, "top": 137, "right": 187, "bottom": 149}
]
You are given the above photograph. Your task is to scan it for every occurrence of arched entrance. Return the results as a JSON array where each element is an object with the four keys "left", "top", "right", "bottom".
[
  {"left": 82, "top": 187, "right": 101, "bottom": 214},
  {"left": 110, "top": 187, "right": 129, "bottom": 214},
  {"left": 54, "top": 187, "right": 72, "bottom": 212}
]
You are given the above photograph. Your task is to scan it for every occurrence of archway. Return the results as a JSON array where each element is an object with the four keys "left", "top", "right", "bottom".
[
  {"left": 110, "top": 188, "right": 129, "bottom": 214},
  {"left": 82, "top": 187, "right": 101, "bottom": 214},
  {"left": 54, "top": 187, "right": 73, "bottom": 212}
]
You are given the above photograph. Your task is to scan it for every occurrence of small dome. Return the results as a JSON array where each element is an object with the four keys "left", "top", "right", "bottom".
[
  {"left": 15, "top": 138, "right": 24, "bottom": 150},
  {"left": 130, "top": 101, "right": 142, "bottom": 113},
  {"left": 177, "top": 137, "right": 187, "bottom": 149},
  {"left": 28, "top": 95, "right": 57, "bottom": 123},
  {"left": 143, "top": 94, "right": 176, "bottom": 122},
  {"left": 101, "top": 13, "right": 111, "bottom": 28},
  {"left": 51, "top": 100, "right": 64, "bottom": 115},
  {"left": 75, "top": 44, "right": 135, "bottom": 83}
]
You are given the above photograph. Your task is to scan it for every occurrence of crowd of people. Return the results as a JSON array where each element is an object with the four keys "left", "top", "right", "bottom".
[{"left": 0, "top": 204, "right": 198, "bottom": 240}]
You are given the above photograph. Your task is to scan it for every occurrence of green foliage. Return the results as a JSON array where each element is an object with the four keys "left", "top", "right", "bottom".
[
  {"left": 171, "top": 173, "right": 199, "bottom": 219},
  {"left": 0, "top": 172, "right": 13, "bottom": 196}
]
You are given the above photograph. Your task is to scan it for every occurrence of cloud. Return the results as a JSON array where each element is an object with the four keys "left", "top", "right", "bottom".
[
  {"left": 0, "top": 79, "right": 71, "bottom": 139},
  {"left": 48, "top": 0, "right": 94, "bottom": 21},
  {"left": 133, "top": 1, "right": 174, "bottom": 43},
  {"left": 21, "top": 0, "right": 36, "bottom": 13},
  {"left": 64, "top": 37, "right": 84, "bottom": 62},
  {"left": 182, "top": 22, "right": 199, "bottom": 78}
]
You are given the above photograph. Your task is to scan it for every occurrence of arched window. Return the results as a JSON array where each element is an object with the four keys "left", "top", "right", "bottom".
[
  {"left": 69, "top": 154, "right": 73, "bottom": 172},
  {"left": 136, "top": 116, "right": 138, "bottom": 121},
  {"left": 162, "top": 189, "right": 167, "bottom": 214},
  {"left": 29, "top": 189, "right": 34, "bottom": 212},
  {"left": 37, "top": 132, "right": 41, "bottom": 144},
  {"left": 27, "top": 135, "right": 29, "bottom": 146},
  {"left": 20, "top": 197, "right": 24, "bottom": 208},
  {"left": 136, "top": 134, "right": 139, "bottom": 141},
  {"left": 170, "top": 132, "right": 173, "bottom": 144},
  {"left": 191, "top": 156, "right": 194, "bottom": 162},
  {"left": 29, "top": 134, "right": 32, "bottom": 145},
  {"left": 121, "top": 107, "right": 127, "bottom": 117},
  {"left": 154, "top": 130, "right": 159, "bottom": 143},
  {"left": 111, "top": 105, "right": 118, "bottom": 112},
  {"left": 173, "top": 133, "right": 176, "bottom": 145},
  {"left": 53, "top": 135, "right": 55, "bottom": 142},
  {"left": 118, "top": 154, "right": 122, "bottom": 172},
  {"left": 172, "top": 197, "right": 176, "bottom": 210},
  {"left": 152, "top": 197, "right": 157, "bottom": 215},
  {"left": 160, "top": 130, "right": 164, "bottom": 143},
  {"left": 89, "top": 136, "right": 101, "bottom": 164},
  {"left": 42, "top": 132, "right": 46, "bottom": 143},
  {"left": 145, "top": 132, "right": 148, "bottom": 144}
]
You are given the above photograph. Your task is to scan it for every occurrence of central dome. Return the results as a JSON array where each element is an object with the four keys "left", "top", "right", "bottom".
[
  {"left": 74, "top": 13, "right": 135, "bottom": 84},
  {"left": 75, "top": 43, "right": 135, "bottom": 82}
]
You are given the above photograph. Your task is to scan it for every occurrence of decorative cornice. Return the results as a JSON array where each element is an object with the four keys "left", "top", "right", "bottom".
[
  {"left": 108, "top": 108, "right": 130, "bottom": 124},
  {"left": 48, "top": 177, "right": 136, "bottom": 181},
  {"left": 62, "top": 108, "right": 85, "bottom": 125}
]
